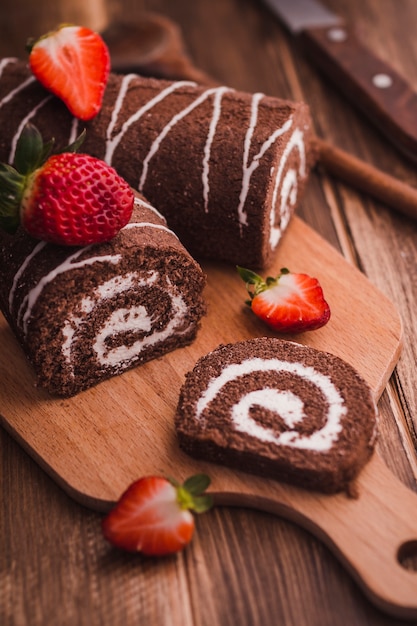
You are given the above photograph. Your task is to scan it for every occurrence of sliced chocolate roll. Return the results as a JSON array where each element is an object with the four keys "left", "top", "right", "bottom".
[
  {"left": 0, "top": 58, "right": 315, "bottom": 267},
  {"left": 175, "top": 338, "right": 377, "bottom": 493},
  {"left": 0, "top": 194, "right": 206, "bottom": 397}
]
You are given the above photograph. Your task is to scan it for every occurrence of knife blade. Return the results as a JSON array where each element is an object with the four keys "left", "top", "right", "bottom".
[{"left": 261, "top": 0, "right": 417, "bottom": 161}]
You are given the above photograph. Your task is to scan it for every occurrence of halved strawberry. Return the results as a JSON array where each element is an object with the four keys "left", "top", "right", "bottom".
[
  {"left": 102, "top": 474, "right": 213, "bottom": 556},
  {"left": 0, "top": 124, "right": 134, "bottom": 245},
  {"left": 237, "top": 266, "right": 331, "bottom": 333},
  {"left": 27, "top": 25, "right": 110, "bottom": 121}
]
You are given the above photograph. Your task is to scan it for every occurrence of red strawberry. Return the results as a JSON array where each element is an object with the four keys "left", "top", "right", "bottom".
[
  {"left": 0, "top": 124, "right": 134, "bottom": 245},
  {"left": 27, "top": 25, "right": 110, "bottom": 121},
  {"left": 102, "top": 474, "right": 213, "bottom": 556},
  {"left": 237, "top": 266, "right": 330, "bottom": 333}
]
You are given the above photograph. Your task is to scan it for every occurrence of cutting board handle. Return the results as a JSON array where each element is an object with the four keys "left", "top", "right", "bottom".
[{"left": 213, "top": 453, "right": 417, "bottom": 620}]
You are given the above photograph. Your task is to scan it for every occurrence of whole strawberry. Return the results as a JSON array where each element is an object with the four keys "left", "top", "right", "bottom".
[
  {"left": 237, "top": 266, "right": 331, "bottom": 333},
  {"left": 27, "top": 24, "right": 110, "bottom": 121},
  {"left": 0, "top": 124, "right": 134, "bottom": 245},
  {"left": 102, "top": 474, "right": 213, "bottom": 556}
]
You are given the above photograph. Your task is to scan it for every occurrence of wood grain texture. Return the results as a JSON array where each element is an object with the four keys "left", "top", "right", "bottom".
[{"left": 1, "top": 0, "right": 417, "bottom": 625}]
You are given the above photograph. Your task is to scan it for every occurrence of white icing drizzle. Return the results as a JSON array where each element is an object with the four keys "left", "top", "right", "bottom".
[
  {"left": 68, "top": 117, "right": 80, "bottom": 145},
  {"left": 0, "top": 57, "right": 18, "bottom": 80},
  {"left": 124, "top": 221, "right": 178, "bottom": 238},
  {"left": 237, "top": 95, "right": 293, "bottom": 229},
  {"left": 106, "top": 74, "right": 136, "bottom": 143},
  {"left": 0, "top": 75, "right": 34, "bottom": 110},
  {"left": 139, "top": 86, "right": 232, "bottom": 192},
  {"left": 105, "top": 76, "right": 195, "bottom": 165},
  {"left": 8, "top": 240, "right": 46, "bottom": 313},
  {"left": 202, "top": 86, "right": 232, "bottom": 212},
  {"left": 18, "top": 245, "right": 120, "bottom": 335},
  {"left": 133, "top": 195, "right": 166, "bottom": 222},
  {"left": 195, "top": 357, "right": 347, "bottom": 452},
  {"left": 1, "top": 66, "right": 308, "bottom": 247},
  {"left": 9, "top": 96, "right": 53, "bottom": 163},
  {"left": 0, "top": 63, "right": 50, "bottom": 162}
]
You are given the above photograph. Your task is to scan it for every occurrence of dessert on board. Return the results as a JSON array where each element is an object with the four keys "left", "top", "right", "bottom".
[
  {"left": 175, "top": 338, "right": 377, "bottom": 493},
  {"left": 0, "top": 57, "right": 315, "bottom": 268}
]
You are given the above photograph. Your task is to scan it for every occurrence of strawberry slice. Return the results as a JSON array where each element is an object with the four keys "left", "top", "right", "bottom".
[
  {"left": 28, "top": 25, "right": 110, "bottom": 121},
  {"left": 101, "top": 474, "right": 213, "bottom": 556},
  {"left": 237, "top": 266, "right": 331, "bottom": 333}
]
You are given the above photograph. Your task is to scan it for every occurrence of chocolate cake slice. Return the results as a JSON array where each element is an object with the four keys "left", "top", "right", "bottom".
[
  {"left": 0, "top": 58, "right": 315, "bottom": 267},
  {"left": 0, "top": 194, "right": 206, "bottom": 397},
  {"left": 175, "top": 338, "right": 377, "bottom": 493}
]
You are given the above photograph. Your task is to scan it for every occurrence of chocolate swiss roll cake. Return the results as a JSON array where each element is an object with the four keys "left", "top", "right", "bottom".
[
  {"left": 0, "top": 58, "right": 315, "bottom": 268},
  {"left": 0, "top": 194, "right": 206, "bottom": 397},
  {"left": 175, "top": 338, "right": 377, "bottom": 493}
]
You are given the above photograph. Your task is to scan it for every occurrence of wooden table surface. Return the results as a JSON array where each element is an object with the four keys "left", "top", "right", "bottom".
[{"left": 1, "top": 0, "right": 417, "bottom": 624}]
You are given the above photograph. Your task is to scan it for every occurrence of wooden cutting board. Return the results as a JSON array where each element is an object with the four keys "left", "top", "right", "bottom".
[{"left": 1, "top": 216, "right": 417, "bottom": 619}]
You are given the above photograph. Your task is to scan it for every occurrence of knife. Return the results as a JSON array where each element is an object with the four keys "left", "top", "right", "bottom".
[{"left": 261, "top": 0, "right": 417, "bottom": 162}]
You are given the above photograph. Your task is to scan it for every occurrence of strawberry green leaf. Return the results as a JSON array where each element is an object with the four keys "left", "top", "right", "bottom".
[
  {"left": 13, "top": 123, "right": 47, "bottom": 174},
  {"left": 237, "top": 265, "right": 271, "bottom": 299},
  {"left": 13, "top": 123, "right": 85, "bottom": 175},
  {"left": 236, "top": 266, "right": 263, "bottom": 285},
  {"left": 183, "top": 473, "right": 211, "bottom": 495},
  {"left": 191, "top": 494, "right": 214, "bottom": 514},
  {"left": 25, "top": 37, "right": 37, "bottom": 54},
  {"left": 173, "top": 473, "right": 213, "bottom": 513},
  {"left": 0, "top": 164, "right": 22, "bottom": 190},
  {"left": 0, "top": 213, "right": 20, "bottom": 235},
  {"left": 61, "top": 129, "right": 87, "bottom": 154},
  {"left": 0, "top": 165, "right": 25, "bottom": 233}
]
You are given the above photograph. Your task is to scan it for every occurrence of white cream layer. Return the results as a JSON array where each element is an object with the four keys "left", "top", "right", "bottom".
[
  {"left": 269, "top": 127, "right": 306, "bottom": 249},
  {"left": 195, "top": 357, "right": 347, "bottom": 452},
  {"left": 62, "top": 270, "right": 190, "bottom": 372}
]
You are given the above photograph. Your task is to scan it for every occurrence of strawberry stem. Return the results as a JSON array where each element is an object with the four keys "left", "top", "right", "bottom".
[
  {"left": 237, "top": 266, "right": 293, "bottom": 302},
  {"left": 237, "top": 265, "right": 273, "bottom": 301},
  {"left": 13, "top": 123, "right": 52, "bottom": 174},
  {"left": 183, "top": 473, "right": 211, "bottom": 495},
  {"left": 170, "top": 474, "right": 213, "bottom": 514},
  {"left": 0, "top": 123, "right": 87, "bottom": 235}
]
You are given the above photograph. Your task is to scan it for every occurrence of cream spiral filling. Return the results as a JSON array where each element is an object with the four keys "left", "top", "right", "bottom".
[
  {"left": 62, "top": 271, "right": 190, "bottom": 373},
  {"left": 269, "top": 127, "right": 306, "bottom": 249},
  {"left": 196, "top": 357, "right": 347, "bottom": 452}
]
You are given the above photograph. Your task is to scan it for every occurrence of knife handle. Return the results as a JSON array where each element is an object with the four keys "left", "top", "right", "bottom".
[
  {"left": 312, "top": 137, "right": 417, "bottom": 221},
  {"left": 299, "top": 25, "right": 417, "bottom": 159}
]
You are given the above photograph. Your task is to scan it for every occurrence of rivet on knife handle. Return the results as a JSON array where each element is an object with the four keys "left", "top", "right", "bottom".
[{"left": 299, "top": 25, "right": 417, "bottom": 160}]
